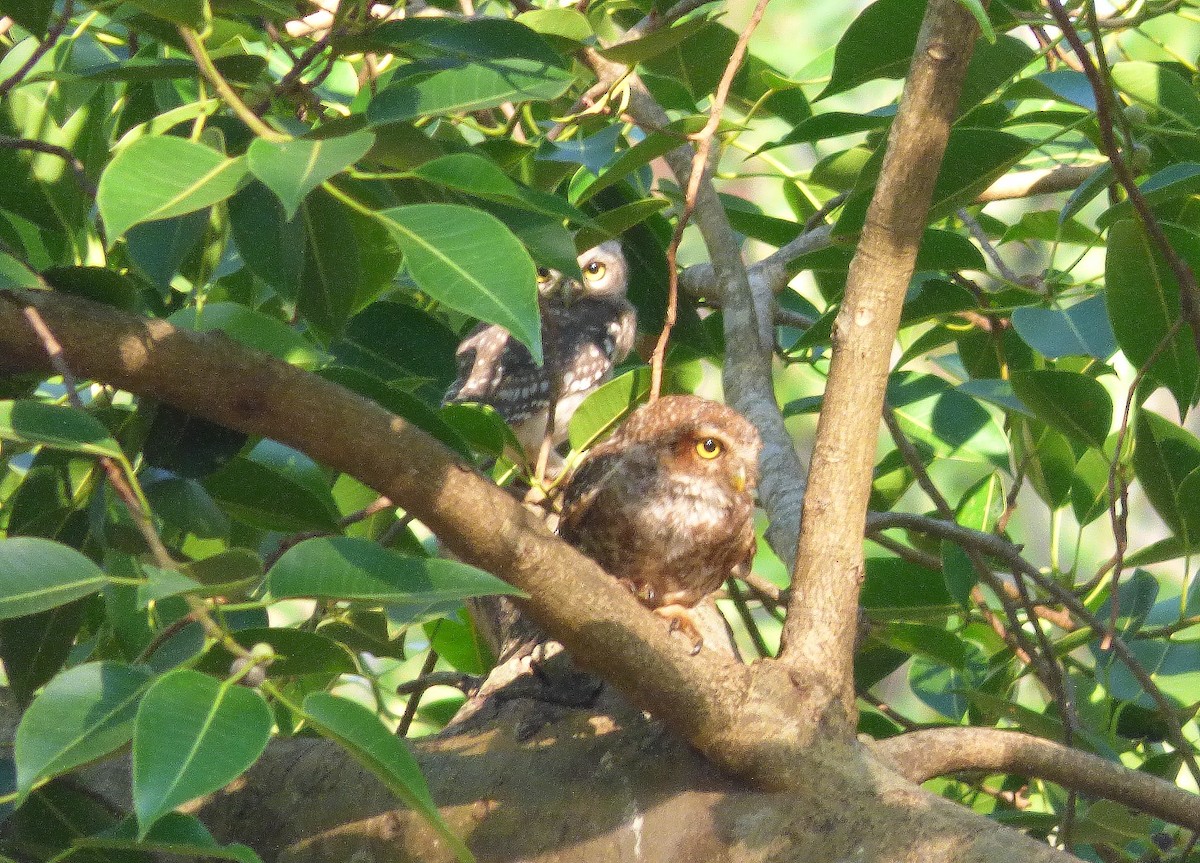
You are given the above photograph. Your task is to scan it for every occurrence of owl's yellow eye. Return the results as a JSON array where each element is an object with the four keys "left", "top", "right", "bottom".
[
  {"left": 695, "top": 437, "right": 722, "bottom": 459},
  {"left": 584, "top": 260, "right": 607, "bottom": 281}
]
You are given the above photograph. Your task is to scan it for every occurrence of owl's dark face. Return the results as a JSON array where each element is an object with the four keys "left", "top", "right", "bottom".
[
  {"left": 536, "top": 241, "right": 629, "bottom": 305},
  {"left": 663, "top": 418, "right": 761, "bottom": 498},
  {"left": 613, "top": 395, "right": 762, "bottom": 499}
]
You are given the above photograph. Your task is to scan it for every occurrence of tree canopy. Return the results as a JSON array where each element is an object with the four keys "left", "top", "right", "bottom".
[{"left": 1, "top": 0, "right": 1200, "bottom": 861}]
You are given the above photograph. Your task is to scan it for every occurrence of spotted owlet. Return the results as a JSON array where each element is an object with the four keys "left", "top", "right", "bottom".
[
  {"left": 558, "top": 395, "right": 762, "bottom": 653},
  {"left": 443, "top": 241, "right": 637, "bottom": 463}
]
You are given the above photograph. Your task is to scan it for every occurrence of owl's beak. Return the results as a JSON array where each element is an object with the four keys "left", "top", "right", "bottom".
[
  {"left": 560, "top": 278, "right": 581, "bottom": 307},
  {"left": 731, "top": 465, "right": 747, "bottom": 493}
]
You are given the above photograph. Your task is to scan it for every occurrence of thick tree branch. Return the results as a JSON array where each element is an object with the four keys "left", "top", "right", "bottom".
[
  {"left": 0, "top": 288, "right": 753, "bottom": 769},
  {"left": 777, "top": 0, "right": 981, "bottom": 729},
  {"left": 875, "top": 728, "right": 1200, "bottom": 831}
]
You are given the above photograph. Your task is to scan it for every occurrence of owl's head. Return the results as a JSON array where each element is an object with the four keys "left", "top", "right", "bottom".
[
  {"left": 534, "top": 240, "right": 628, "bottom": 308},
  {"left": 618, "top": 395, "right": 762, "bottom": 496}
]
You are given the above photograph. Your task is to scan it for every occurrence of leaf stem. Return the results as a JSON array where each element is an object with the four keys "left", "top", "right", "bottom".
[{"left": 178, "top": 27, "right": 290, "bottom": 144}]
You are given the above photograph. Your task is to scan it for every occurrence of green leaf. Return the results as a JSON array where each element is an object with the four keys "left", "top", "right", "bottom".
[
  {"left": 247, "top": 131, "right": 376, "bottom": 220},
  {"left": 1071, "top": 448, "right": 1112, "bottom": 528},
  {"left": 0, "top": 0, "right": 54, "bottom": 35},
  {"left": 228, "top": 181, "right": 304, "bottom": 300},
  {"left": 127, "top": 0, "right": 209, "bottom": 28},
  {"left": 1010, "top": 370, "right": 1113, "bottom": 449},
  {"left": 203, "top": 442, "right": 340, "bottom": 533},
  {"left": 113, "top": 812, "right": 264, "bottom": 863},
  {"left": 196, "top": 627, "right": 356, "bottom": 679},
  {"left": 886, "top": 372, "right": 1009, "bottom": 468},
  {"left": 1105, "top": 220, "right": 1200, "bottom": 415},
  {"left": 98, "top": 137, "right": 248, "bottom": 245},
  {"left": 836, "top": 129, "right": 1032, "bottom": 235},
  {"left": 408, "top": 153, "right": 589, "bottom": 225},
  {"left": 820, "top": 0, "right": 924, "bottom": 99},
  {"left": 125, "top": 210, "right": 209, "bottom": 291},
  {"left": 598, "top": 15, "right": 712, "bottom": 65},
  {"left": 1133, "top": 411, "right": 1200, "bottom": 545},
  {"left": 0, "top": 251, "right": 41, "bottom": 289},
  {"left": 15, "top": 661, "right": 153, "bottom": 799},
  {"left": 168, "top": 302, "right": 325, "bottom": 368},
  {"left": 133, "top": 669, "right": 272, "bottom": 837},
  {"left": 0, "top": 601, "right": 88, "bottom": 706},
  {"left": 367, "top": 59, "right": 574, "bottom": 124},
  {"left": 136, "top": 565, "right": 203, "bottom": 609},
  {"left": 861, "top": 556, "right": 955, "bottom": 618},
  {"left": 381, "top": 204, "right": 541, "bottom": 364},
  {"left": 302, "top": 692, "right": 473, "bottom": 863},
  {"left": 955, "top": 0, "right": 994, "bottom": 42},
  {"left": 0, "top": 537, "right": 109, "bottom": 619},
  {"left": 1097, "top": 163, "right": 1200, "bottom": 229},
  {"left": 0, "top": 400, "right": 123, "bottom": 459},
  {"left": 297, "top": 190, "right": 362, "bottom": 340},
  {"left": 1010, "top": 296, "right": 1117, "bottom": 360},
  {"left": 267, "top": 537, "right": 524, "bottom": 615},
  {"left": 1017, "top": 420, "right": 1076, "bottom": 510},
  {"left": 1110, "top": 61, "right": 1200, "bottom": 130}
]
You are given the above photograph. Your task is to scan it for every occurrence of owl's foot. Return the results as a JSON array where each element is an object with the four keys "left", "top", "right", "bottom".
[{"left": 654, "top": 604, "right": 704, "bottom": 655}]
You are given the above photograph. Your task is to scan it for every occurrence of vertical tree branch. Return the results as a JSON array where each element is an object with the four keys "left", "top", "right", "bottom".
[{"left": 777, "top": 0, "right": 982, "bottom": 728}]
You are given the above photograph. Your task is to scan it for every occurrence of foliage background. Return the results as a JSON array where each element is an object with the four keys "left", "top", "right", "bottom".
[{"left": 1, "top": 0, "right": 1200, "bottom": 861}]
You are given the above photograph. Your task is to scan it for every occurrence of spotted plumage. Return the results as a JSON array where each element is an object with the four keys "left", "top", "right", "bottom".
[
  {"left": 558, "top": 395, "right": 761, "bottom": 652},
  {"left": 444, "top": 241, "right": 636, "bottom": 461}
]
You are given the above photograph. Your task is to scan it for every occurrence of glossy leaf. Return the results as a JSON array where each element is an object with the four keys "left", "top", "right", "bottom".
[
  {"left": 0, "top": 251, "right": 41, "bottom": 289},
  {"left": 203, "top": 454, "right": 340, "bottom": 533},
  {"left": 1010, "top": 296, "right": 1117, "bottom": 360},
  {"left": 0, "top": 537, "right": 108, "bottom": 619},
  {"left": 267, "top": 536, "right": 524, "bottom": 613},
  {"left": 197, "top": 627, "right": 356, "bottom": 679},
  {"left": 1133, "top": 411, "right": 1200, "bottom": 544},
  {"left": 15, "top": 661, "right": 153, "bottom": 798},
  {"left": 168, "top": 302, "right": 325, "bottom": 367},
  {"left": 127, "top": 0, "right": 207, "bottom": 28},
  {"left": 1105, "top": 220, "right": 1200, "bottom": 415},
  {"left": 1010, "top": 370, "right": 1113, "bottom": 449},
  {"left": 368, "top": 59, "right": 573, "bottom": 123},
  {"left": 247, "top": 131, "right": 376, "bottom": 220},
  {"left": 298, "top": 190, "right": 362, "bottom": 340},
  {"left": 98, "top": 137, "right": 248, "bottom": 244},
  {"left": 0, "top": 400, "right": 123, "bottom": 459},
  {"left": 820, "top": 0, "right": 924, "bottom": 99},
  {"left": 133, "top": 669, "right": 272, "bottom": 836},
  {"left": 302, "top": 692, "right": 473, "bottom": 862},
  {"left": 381, "top": 204, "right": 541, "bottom": 364}
]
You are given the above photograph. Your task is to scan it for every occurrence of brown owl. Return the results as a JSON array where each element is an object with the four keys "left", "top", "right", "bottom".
[
  {"left": 443, "top": 241, "right": 637, "bottom": 464},
  {"left": 558, "top": 395, "right": 762, "bottom": 653}
]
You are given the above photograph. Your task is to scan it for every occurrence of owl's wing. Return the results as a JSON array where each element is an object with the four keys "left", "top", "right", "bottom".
[
  {"left": 547, "top": 298, "right": 637, "bottom": 400},
  {"left": 558, "top": 448, "right": 625, "bottom": 538},
  {"left": 444, "top": 322, "right": 551, "bottom": 422}
]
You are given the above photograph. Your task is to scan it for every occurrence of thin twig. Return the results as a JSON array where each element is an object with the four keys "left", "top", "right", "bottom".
[
  {"left": 15, "top": 303, "right": 251, "bottom": 660},
  {"left": 869, "top": 509, "right": 1200, "bottom": 790},
  {"left": 178, "top": 27, "right": 289, "bottom": 142},
  {"left": 397, "top": 645, "right": 441, "bottom": 737},
  {"left": 0, "top": 134, "right": 96, "bottom": 197},
  {"left": 647, "top": 0, "right": 770, "bottom": 402},
  {"left": 1044, "top": 0, "right": 1200, "bottom": 356},
  {"left": 0, "top": 0, "right": 72, "bottom": 101}
]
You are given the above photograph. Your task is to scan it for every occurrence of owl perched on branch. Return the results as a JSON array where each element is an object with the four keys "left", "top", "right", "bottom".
[
  {"left": 558, "top": 395, "right": 762, "bottom": 653},
  {"left": 444, "top": 241, "right": 637, "bottom": 465}
]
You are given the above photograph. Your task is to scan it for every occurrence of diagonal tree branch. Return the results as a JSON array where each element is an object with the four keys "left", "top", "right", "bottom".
[
  {"left": 776, "top": 0, "right": 983, "bottom": 731},
  {"left": 874, "top": 727, "right": 1200, "bottom": 831}
]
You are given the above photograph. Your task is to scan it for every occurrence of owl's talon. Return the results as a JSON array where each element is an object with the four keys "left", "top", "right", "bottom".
[{"left": 654, "top": 605, "right": 704, "bottom": 655}]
